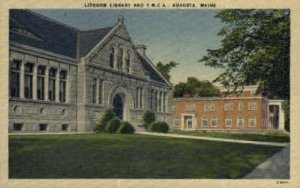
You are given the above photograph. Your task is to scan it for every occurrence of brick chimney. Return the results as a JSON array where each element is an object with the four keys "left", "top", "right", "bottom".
[{"left": 136, "top": 45, "right": 147, "bottom": 56}]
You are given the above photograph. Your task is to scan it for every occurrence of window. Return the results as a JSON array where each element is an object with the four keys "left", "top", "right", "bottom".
[
  {"left": 109, "top": 47, "right": 114, "bottom": 68},
  {"left": 140, "top": 87, "right": 143, "bottom": 109},
  {"left": 204, "top": 103, "right": 215, "bottom": 111},
  {"left": 37, "top": 66, "right": 45, "bottom": 100},
  {"left": 59, "top": 70, "right": 67, "bottom": 102},
  {"left": 98, "top": 80, "right": 103, "bottom": 104},
  {"left": 92, "top": 78, "right": 97, "bottom": 103},
  {"left": 248, "top": 102, "right": 256, "bottom": 111},
  {"left": 184, "top": 116, "right": 193, "bottom": 129},
  {"left": 201, "top": 116, "right": 208, "bottom": 127},
  {"left": 225, "top": 118, "right": 232, "bottom": 127},
  {"left": 186, "top": 103, "right": 196, "bottom": 112},
  {"left": 173, "top": 118, "right": 180, "bottom": 128},
  {"left": 48, "top": 68, "right": 56, "bottom": 101},
  {"left": 149, "top": 89, "right": 154, "bottom": 110},
  {"left": 61, "top": 124, "right": 68, "bottom": 131},
  {"left": 238, "top": 102, "right": 243, "bottom": 111},
  {"left": 24, "top": 63, "right": 33, "bottom": 99},
  {"left": 125, "top": 51, "right": 130, "bottom": 73},
  {"left": 10, "top": 60, "right": 21, "bottom": 97},
  {"left": 224, "top": 103, "right": 233, "bottom": 111},
  {"left": 118, "top": 49, "right": 123, "bottom": 70},
  {"left": 13, "top": 123, "right": 23, "bottom": 131},
  {"left": 39, "top": 124, "right": 47, "bottom": 131},
  {"left": 211, "top": 116, "right": 218, "bottom": 127},
  {"left": 163, "top": 92, "right": 166, "bottom": 113},
  {"left": 249, "top": 117, "right": 256, "bottom": 127},
  {"left": 237, "top": 117, "right": 244, "bottom": 128}
]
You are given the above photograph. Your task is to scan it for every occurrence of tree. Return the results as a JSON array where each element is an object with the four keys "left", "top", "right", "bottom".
[
  {"left": 173, "top": 77, "right": 220, "bottom": 97},
  {"left": 199, "top": 9, "right": 290, "bottom": 99},
  {"left": 156, "top": 61, "right": 178, "bottom": 82}
]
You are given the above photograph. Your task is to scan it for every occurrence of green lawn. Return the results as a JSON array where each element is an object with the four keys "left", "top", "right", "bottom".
[
  {"left": 171, "top": 130, "right": 290, "bottom": 143},
  {"left": 9, "top": 134, "right": 283, "bottom": 179}
]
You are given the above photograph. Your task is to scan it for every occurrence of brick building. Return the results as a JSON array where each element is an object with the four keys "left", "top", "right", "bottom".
[
  {"left": 172, "top": 85, "right": 286, "bottom": 131},
  {"left": 9, "top": 10, "right": 172, "bottom": 133}
]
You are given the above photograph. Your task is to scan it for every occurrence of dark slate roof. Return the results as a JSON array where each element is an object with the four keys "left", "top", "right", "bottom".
[
  {"left": 9, "top": 9, "right": 114, "bottom": 59},
  {"left": 10, "top": 9, "right": 78, "bottom": 58},
  {"left": 138, "top": 54, "right": 169, "bottom": 85},
  {"left": 79, "top": 27, "right": 113, "bottom": 57}
]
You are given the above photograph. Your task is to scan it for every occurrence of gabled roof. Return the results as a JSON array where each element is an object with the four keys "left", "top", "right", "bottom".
[
  {"left": 137, "top": 54, "right": 170, "bottom": 86},
  {"left": 9, "top": 9, "right": 114, "bottom": 59},
  {"left": 79, "top": 27, "right": 113, "bottom": 57},
  {"left": 10, "top": 9, "right": 78, "bottom": 58}
]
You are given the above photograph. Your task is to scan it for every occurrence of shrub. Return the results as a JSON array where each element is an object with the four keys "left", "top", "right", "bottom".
[
  {"left": 94, "top": 109, "right": 116, "bottom": 133},
  {"left": 117, "top": 121, "right": 135, "bottom": 134},
  {"left": 149, "top": 121, "right": 169, "bottom": 133},
  {"left": 104, "top": 118, "right": 121, "bottom": 133},
  {"left": 142, "top": 111, "right": 155, "bottom": 130}
]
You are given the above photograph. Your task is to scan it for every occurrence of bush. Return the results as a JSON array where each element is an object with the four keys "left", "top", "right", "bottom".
[
  {"left": 149, "top": 121, "right": 169, "bottom": 133},
  {"left": 104, "top": 118, "right": 121, "bottom": 133},
  {"left": 117, "top": 121, "right": 135, "bottom": 134},
  {"left": 142, "top": 111, "right": 155, "bottom": 130},
  {"left": 94, "top": 109, "right": 116, "bottom": 133}
]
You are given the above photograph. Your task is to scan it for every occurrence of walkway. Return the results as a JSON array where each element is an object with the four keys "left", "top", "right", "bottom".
[
  {"left": 244, "top": 146, "right": 290, "bottom": 179},
  {"left": 136, "top": 132, "right": 289, "bottom": 147}
]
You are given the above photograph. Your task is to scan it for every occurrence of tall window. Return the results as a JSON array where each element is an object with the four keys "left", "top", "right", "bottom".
[
  {"left": 237, "top": 117, "right": 244, "bottom": 128},
  {"left": 92, "top": 78, "right": 97, "bottom": 103},
  {"left": 10, "top": 60, "right": 21, "bottom": 97},
  {"left": 125, "top": 51, "right": 130, "bottom": 73},
  {"left": 225, "top": 118, "right": 232, "bottom": 127},
  {"left": 118, "top": 49, "right": 123, "bottom": 70},
  {"left": 109, "top": 47, "right": 114, "bottom": 68},
  {"left": 211, "top": 116, "right": 218, "bottom": 127},
  {"left": 98, "top": 80, "right": 103, "bottom": 104},
  {"left": 149, "top": 89, "right": 153, "bottom": 110},
  {"left": 238, "top": 102, "right": 243, "bottom": 111},
  {"left": 48, "top": 68, "right": 56, "bottom": 101},
  {"left": 201, "top": 116, "right": 208, "bottom": 127},
  {"left": 24, "top": 63, "right": 33, "bottom": 99},
  {"left": 37, "top": 66, "right": 45, "bottom": 100},
  {"left": 224, "top": 103, "right": 233, "bottom": 111},
  {"left": 139, "top": 87, "right": 143, "bottom": 109},
  {"left": 59, "top": 70, "right": 67, "bottom": 102}
]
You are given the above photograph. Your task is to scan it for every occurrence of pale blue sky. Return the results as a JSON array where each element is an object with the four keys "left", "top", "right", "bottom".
[{"left": 32, "top": 9, "right": 225, "bottom": 84}]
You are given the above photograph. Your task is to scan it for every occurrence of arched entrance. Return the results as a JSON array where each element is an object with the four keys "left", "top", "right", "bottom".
[
  {"left": 108, "top": 84, "right": 134, "bottom": 122},
  {"left": 112, "top": 93, "right": 124, "bottom": 120}
]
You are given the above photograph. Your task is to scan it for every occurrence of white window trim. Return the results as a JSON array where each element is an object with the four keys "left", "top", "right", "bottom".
[
  {"left": 237, "top": 117, "right": 244, "bottom": 128},
  {"left": 248, "top": 102, "right": 257, "bottom": 111},
  {"left": 201, "top": 116, "right": 208, "bottom": 128},
  {"left": 211, "top": 117, "right": 218, "bottom": 128},
  {"left": 248, "top": 117, "right": 256, "bottom": 127},
  {"left": 225, "top": 118, "right": 232, "bottom": 127}
]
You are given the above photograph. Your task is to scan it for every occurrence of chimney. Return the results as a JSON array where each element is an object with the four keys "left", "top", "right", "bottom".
[
  {"left": 117, "top": 16, "right": 124, "bottom": 23},
  {"left": 136, "top": 45, "right": 147, "bottom": 56}
]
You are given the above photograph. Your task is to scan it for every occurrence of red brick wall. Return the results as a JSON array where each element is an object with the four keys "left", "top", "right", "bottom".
[{"left": 172, "top": 97, "right": 269, "bottom": 130}]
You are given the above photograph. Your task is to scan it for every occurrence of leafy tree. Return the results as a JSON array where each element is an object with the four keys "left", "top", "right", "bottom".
[
  {"left": 173, "top": 77, "right": 220, "bottom": 97},
  {"left": 156, "top": 61, "right": 178, "bottom": 82},
  {"left": 199, "top": 9, "right": 290, "bottom": 99}
]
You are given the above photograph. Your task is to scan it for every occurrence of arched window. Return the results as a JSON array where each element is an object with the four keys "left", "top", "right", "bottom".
[
  {"left": 126, "top": 50, "right": 130, "bottom": 73},
  {"left": 109, "top": 46, "right": 115, "bottom": 68}
]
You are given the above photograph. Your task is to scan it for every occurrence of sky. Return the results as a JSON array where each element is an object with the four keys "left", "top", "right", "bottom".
[{"left": 32, "top": 9, "right": 225, "bottom": 84}]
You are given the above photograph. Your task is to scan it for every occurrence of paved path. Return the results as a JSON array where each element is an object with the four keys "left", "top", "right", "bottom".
[
  {"left": 244, "top": 146, "right": 290, "bottom": 179},
  {"left": 136, "top": 132, "right": 290, "bottom": 147}
]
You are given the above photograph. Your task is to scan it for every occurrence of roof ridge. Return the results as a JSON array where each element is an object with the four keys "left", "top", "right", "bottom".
[
  {"left": 80, "top": 26, "right": 113, "bottom": 33},
  {"left": 24, "top": 9, "right": 81, "bottom": 32}
]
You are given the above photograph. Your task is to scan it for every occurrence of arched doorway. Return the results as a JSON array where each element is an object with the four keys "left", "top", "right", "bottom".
[{"left": 112, "top": 93, "right": 124, "bottom": 120}]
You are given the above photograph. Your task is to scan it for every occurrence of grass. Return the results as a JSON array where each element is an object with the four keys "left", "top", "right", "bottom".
[
  {"left": 171, "top": 130, "right": 290, "bottom": 143},
  {"left": 9, "top": 134, "right": 284, "bottom": 179}
]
